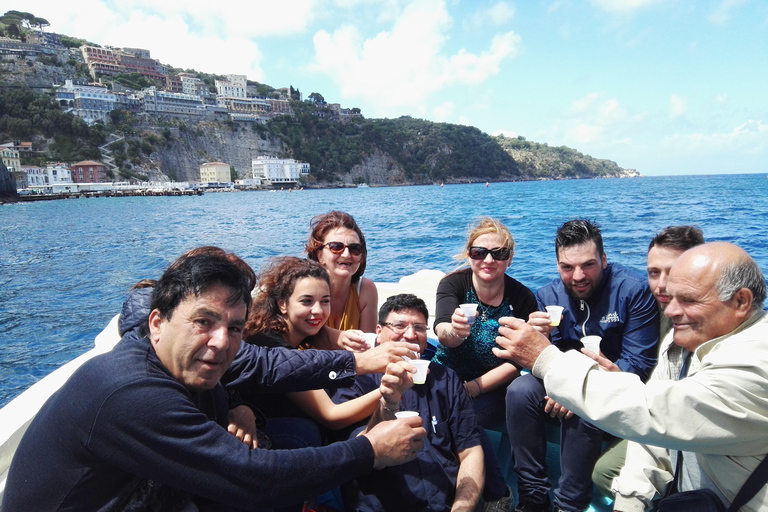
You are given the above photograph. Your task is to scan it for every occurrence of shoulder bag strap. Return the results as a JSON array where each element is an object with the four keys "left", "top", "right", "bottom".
[{"left": 728, "top": 454, "right": 768, "bottom": 512}]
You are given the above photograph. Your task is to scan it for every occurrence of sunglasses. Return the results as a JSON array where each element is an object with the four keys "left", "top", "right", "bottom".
[
  {"left": 468, "top": 246, "right": 511, "bottom": 261},
  {"left": 324, "top": 241, "right": 365, "bottom": 256}
]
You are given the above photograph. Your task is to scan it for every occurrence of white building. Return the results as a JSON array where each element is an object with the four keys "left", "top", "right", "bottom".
[
  {"left": 251, "top": 157, "right": 310, "bottom": 186},
  {"left": 23, "top": 164, "right": 72, "bottom": 187},
  {"left": 215, "top": 74, "right": 247, "bottom": 98},
  {"left": 55, "top": 80, "right": 117, "bottom": 125}
]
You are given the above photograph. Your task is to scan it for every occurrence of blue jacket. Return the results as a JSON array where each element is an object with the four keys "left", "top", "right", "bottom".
[
  {"left": 536, "top": 262, "right": 659, "bottom": 381},
  {"left": 332, "top": 363, "right": 480, "bottom": 512}
]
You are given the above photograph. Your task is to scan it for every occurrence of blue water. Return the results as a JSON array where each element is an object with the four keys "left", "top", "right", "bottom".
[{"left": 2, "top": 174, "right": 768, "bottom": 408}]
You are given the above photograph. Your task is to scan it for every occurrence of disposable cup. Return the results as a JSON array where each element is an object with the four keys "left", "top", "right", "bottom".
[
  {"left": 545, "top": 305, "right": 564, "bottom": 326},
  {"left": 459, "top": 303, "right": 478, "bottom": 325},
  {"left": 409, "top": 359, "right": 430, "bottom": 385},
  {"left": 362, "top": 332, "right": 377, "bottom": 350},
  {"left": 394, "top": 411, "right": 420, "bottom": 419},
  {"left": 581, "top": 335, "right": 602, "bottom": 354}
]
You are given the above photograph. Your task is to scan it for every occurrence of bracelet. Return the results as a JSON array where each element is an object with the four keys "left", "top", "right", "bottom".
[
  {"left": 472, "top": 378, "right": 482, "bottom": 395},
  {"left": 380, "top": 397, "right": 400, "bottom": 413}
]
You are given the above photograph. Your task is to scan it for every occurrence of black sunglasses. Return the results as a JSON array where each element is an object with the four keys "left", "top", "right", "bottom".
[
  {"left": 468, "top": 246, "right": 511, "bottom": 261},
  {"left": 324, "top": 241, "right": 365, "bottom": 256}
]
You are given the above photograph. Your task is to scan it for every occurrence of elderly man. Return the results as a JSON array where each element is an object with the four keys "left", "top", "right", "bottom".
[
  {"left": 592, "top": 225, "right": 705, "bottom": 497},
  {"left": 493, "top": 242, "right": 768, "bottom": 512},
  {"left": 507, "top": 219, "right": 659, "bottom": 512},
  {"left": 333, "top": 293, "right": 507, "bottom": 512},
  {"left": 2, "top": 250, "right": 425, "bottom": 512}
]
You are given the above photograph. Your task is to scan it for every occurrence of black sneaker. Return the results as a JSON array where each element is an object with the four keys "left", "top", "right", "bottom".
[{"left": 514, "top": 499, "right": 551, "bottom": 512}]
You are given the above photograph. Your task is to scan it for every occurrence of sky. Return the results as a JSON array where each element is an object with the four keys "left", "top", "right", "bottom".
[{"left": 21, "top": 0, "right": 768, "bottom": 176}]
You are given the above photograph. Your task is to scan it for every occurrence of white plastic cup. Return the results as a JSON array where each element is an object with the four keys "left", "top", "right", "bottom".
[
  {"left": 545, "top": 305, "right": 564, "bottom": 326},
  {"left": 459, "top": 303, "right": 478, "bottom": 325},
  {"left": 394, "top": 411, "right": 419, "bottom": 419},
  {"left": 581, "top": 335, "right": 602, "bottom": 354},
  {"left": 409, "top": 359, "right": 430, "bottom": 385},
  {"left": 362, "top": 332, "right": 377, "bottom": 350}
]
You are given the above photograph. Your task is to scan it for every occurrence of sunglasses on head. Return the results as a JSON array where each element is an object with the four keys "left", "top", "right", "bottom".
[
  {"left": 324, "top": 241, "right": 365, "bottom": 256},
  {"left": 468, "top": 246, "right": 511, "bottom": 261}
]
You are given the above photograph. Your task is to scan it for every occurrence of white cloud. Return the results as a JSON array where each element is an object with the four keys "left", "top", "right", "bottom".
[
  {"left": 559, "top": 93, "right": 646, "bottom": 145},
  {"left": 567, "top": 123, "right": 603, "bottom": 144},
  {"left": 432, "top": 102, "right": 455, "bottom": 122},
  {"left": 468, "top": 1, "right": 516, "bottom": 27},
  {"left": 669, "top": 94, "right": 687, "bottom": 119},
  {"left": 708, "top": 0, "right": 747, "bottom": 24},
  {"left": 663, "top": 120, "right": 768, "bottom": 152},
  {"left": 310, "top": 0, "right": 520, "bottom": 114},
  {"left": 493, "top": 129, "right": 518, "bottom": 138},
  {"left": 589, "top": 0, "right": 661, "bottom": 14}
]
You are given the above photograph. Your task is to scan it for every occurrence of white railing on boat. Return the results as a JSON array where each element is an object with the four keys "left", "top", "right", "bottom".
[{"left": 0, "top": 270, "right": 445, "bottom": 505}]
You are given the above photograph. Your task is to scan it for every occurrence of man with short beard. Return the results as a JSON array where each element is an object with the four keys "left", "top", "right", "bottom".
[{"left": 506, "top": 219, "right": 659, "bottom": 512}]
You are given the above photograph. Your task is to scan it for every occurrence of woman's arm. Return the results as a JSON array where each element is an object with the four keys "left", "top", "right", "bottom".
[
  {"left": 436, "top": 308, "right": 474, "bottom": 348},
  {"left": 287, "top": 388, "right": 380, "bottom": 430},
  {"left": 464, "top": 364, "right": 519, "bottom": 398},
  {"left": 357, "top": 277, "right": 379, "bottom": 333}
]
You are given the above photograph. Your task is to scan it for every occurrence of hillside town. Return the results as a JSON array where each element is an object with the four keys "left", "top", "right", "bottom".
[{"left": 0, "top": 27, "right": 355, "bottom": 193}]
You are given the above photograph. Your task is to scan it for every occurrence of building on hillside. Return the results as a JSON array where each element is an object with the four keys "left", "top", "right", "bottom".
[
  {"left": 251, "top": 156, "right": 309, "bottom": 187},
  {"left": 71, "top": 161, "right": 107, "bottom": 183},
  {"left": 80, "top": 46, "right": 123, "bottom": 77},
  {"left": 215, "top": 75, "right": 247, "bottom": 98},
  {"left": 114, "top": 92, "right": 142, "bottom": 112},
  {"left": 0, "top": 144, "right": 21, "bottom": 173},
  {"left": 165, "top": 75, "right": 183, "bottom": 94},
  {"left": 56, "top": 79, "right": 117, "bottom": 124},
  {"left": 117, "top": 49, "right": 165, "bottom": 80},
  {"left": 178, "top": 73, "right": 209, "bottom": 97},
  {"left": 200, "top": 162, "right": 232, "bottom": 184},
  {"left": 23, "top": 164, "right": 72, "bottom": 187},
  {"left": 26, "top": 31, "right": 63, "bottom": 47},
  {"left": 136, "top": 87, "right": 204, "bottom": 117},
  {"left": 80, "top": 45, "right": 166, "bottom": 81},
  {"left": 266, "top": 98, "right": 292, "bottom": 116}
]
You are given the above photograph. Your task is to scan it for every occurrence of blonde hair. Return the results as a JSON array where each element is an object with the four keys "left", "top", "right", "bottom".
[{"left": 453, "top": 217, "right": 515, "bottom": 267}]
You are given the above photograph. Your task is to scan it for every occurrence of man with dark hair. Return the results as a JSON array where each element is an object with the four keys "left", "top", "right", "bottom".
[
  {"left": 494, "top": 242, "right": 768, "bottom": 512},
  {"left": 646, "top": 226, "right": 705, "bottom": 337},
  {"left": 334, "top": 293, "right": 504, "bottom": 512},
  {"left": 592, "top": 225, "right": 705, "bottom": 496},
  {"left": 506, "top": 219, "right": 660, "bottom": 512},
  {"left": 2, "top": 250, "right": 425, "bottom": 512}
]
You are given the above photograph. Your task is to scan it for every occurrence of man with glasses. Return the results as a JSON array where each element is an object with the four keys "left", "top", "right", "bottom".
[
  {"left": 506, "top": 219, "right": 660, "bottom": 512},
  {"left": 332, "top": 293, "right": 509, "bottom": 512}
]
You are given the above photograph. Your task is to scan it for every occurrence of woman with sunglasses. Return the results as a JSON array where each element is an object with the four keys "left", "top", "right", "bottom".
[
  {"left": 433, "top": 217, "right": 537, "bottom": 432},
  {"left": 236, "top": 257, "right": 414, "bottom": 511},
  {"left": 306, "top": 211, "right": 378, "bottom": 345}
]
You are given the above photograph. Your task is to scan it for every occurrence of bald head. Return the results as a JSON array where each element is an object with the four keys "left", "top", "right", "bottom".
[{"left": 665, "top": 242, "right": 765, "bottom": 351}]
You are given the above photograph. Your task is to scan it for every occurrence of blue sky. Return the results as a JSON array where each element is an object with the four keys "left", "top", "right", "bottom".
[{"left": 27, "top": 0, "right": 768, "bottom": 176}]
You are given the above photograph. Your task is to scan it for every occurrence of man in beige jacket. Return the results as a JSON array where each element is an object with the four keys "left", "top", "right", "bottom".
[{"left": 493, "top": 242, "right": 768, "bottom": 512}]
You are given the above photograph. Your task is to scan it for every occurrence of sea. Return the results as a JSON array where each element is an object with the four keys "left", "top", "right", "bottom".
[{"left": 1, "top": 173, "right": 767, "bottom": 409}]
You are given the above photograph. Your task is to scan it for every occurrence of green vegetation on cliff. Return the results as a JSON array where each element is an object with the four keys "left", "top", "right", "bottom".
[{"left": 0, "top": 87, "right": 104, "bottom": 162}]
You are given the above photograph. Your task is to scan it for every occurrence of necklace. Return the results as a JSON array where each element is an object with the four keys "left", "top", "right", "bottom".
[{"left": 476, "top": 287, "right": 502, "bottom": 322}]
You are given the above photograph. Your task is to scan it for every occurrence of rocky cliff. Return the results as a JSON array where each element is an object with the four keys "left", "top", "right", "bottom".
[{"left": 0, "top": 162, "right": 18, "bottom": 200}]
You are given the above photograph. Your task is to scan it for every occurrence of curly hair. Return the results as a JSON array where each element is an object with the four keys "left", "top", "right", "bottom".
[
  {"left": 244, "top": 257, "right": 330, "bottom": 341},
  {"left": 305, "top": 210, "right": 367, "bottom": 282}
]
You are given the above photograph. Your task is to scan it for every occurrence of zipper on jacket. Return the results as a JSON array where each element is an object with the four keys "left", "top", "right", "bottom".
[{"left": 579, "top": 299, "right": 590, "bottom": 337}]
